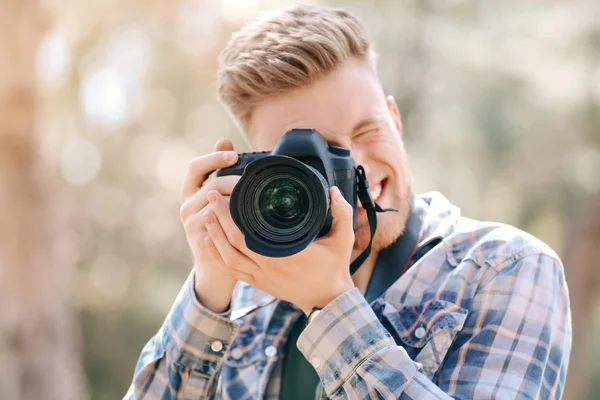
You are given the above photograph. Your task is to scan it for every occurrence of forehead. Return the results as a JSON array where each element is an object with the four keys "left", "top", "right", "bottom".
[{"left": 248, "top": 59, "right": 386, "bottom": 150}]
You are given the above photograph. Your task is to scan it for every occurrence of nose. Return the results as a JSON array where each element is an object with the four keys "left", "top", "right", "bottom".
[{"left": 349, "top": 147, "right": 371, "bottom": 178}]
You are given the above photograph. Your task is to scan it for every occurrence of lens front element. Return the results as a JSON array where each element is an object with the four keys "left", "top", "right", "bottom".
[{"left": 258, "top": 177, "right": 309, "bottom": 231}]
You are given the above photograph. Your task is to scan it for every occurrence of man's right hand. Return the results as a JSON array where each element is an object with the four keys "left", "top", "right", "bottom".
[{"left": 179, "top": 138, "right": 240, "bottom": 313}]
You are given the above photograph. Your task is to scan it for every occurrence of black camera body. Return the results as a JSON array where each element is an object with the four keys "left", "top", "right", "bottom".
[{"left": 216, "top": 128, "right": 357, "bottom": 257}]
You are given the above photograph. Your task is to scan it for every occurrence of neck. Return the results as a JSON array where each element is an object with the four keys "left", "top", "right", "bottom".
[{"left": 351, "top": 250, "right": 378, "bottom": 294}]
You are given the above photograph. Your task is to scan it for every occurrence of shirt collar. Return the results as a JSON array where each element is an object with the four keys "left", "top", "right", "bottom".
[{"left": 416, "top": 191, "right": 461, "bottom": 246}]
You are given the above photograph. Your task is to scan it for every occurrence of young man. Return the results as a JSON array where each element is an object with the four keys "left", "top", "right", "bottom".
[{"left": 126, "top": 4, "right": 571, "bottom": 399}]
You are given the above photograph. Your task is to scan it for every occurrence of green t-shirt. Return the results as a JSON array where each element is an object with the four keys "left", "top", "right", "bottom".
[{"left": 280, "top": 314, "right": 323, "bottom": 400}]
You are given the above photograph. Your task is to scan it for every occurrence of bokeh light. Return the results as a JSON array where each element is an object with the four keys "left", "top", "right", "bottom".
[{"left": 60, "top": 138, "right": 102, "bottom": 186}]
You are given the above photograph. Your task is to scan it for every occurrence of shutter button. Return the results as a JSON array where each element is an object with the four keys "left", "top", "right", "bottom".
[
  {"left": 210, "top": 340, "right": 224, "bottom": 352},
  {"left": 265, "top": 345, "right": 277, "bottom": 358},
  {"left": 414, "top": 326, "right": 426, "bottom": 339}
]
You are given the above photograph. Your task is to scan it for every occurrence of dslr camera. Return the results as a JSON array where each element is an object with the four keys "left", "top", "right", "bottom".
[{"left": 215, "top": 128, "right": 357, "bottom": 257}]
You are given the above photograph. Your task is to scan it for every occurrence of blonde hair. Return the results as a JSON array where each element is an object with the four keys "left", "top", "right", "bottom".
[{"left": 217, "top": 4, "right": 377, "bottom": 133}]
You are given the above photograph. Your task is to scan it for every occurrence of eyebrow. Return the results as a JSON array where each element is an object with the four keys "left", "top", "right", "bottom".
[{"left": 352, "top": 116, "right": 385, "bottom": 133}]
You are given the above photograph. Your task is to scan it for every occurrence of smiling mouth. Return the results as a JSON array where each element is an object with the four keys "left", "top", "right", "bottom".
[{"left": 357, "top": 178, "right": 385, "bottom": 209}]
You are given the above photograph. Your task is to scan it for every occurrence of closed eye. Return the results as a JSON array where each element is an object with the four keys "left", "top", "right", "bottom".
[{"left": 353, "top": 128, "right": 380, "bottom": 139}]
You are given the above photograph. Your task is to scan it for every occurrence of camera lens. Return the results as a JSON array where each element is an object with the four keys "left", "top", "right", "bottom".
[
  {"left": 229, "top": 155, "right": 330, "bottom": 257},
  {"left": 258, "top": 178, "right": 309, "bottom": 231}
]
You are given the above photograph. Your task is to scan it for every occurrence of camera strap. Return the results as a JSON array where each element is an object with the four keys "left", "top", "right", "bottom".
[{"left": 349, "top": 166, "right": 399, "bottom": 275}]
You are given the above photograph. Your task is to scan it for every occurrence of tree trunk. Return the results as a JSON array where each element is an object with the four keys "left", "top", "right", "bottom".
[
  {"left": 561, "top": 197, "right": 600, "bottom": 400},
  {"left": 0, "top": 0, "right": 84, "bottom": 398}
]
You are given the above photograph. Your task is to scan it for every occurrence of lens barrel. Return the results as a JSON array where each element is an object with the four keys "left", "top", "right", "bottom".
[{"left": 229, "top": 155, "right": 329, "bottom": 257}]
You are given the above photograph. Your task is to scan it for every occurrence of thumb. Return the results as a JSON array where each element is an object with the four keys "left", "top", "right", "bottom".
[
  {"left": 214, "top": 138, "right": 234, "bottom": 152},
  {"left": 326, "top": 186, "right": 354, "bottom": 243}
]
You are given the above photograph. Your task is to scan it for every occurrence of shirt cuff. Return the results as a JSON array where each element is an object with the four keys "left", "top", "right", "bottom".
[
  {"left": 297, "top": 288, "right": 414, "bottom": 397},
  {"left": 162, "top": 270, "right": 240, "bottom": 376}
]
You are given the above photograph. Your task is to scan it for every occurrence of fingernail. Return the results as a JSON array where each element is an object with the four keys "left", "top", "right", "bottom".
[
  {"left": 203, "top": 212, "right": 215, "bottom": 225},
  {"left": 223, "top": 151, "right": 235, "bottom": 162},
  {"left": 207, "top": 191, "right": 218, "bottom": 203}
]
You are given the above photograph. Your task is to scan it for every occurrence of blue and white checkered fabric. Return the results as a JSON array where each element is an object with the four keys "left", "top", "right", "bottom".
[{"left": 125, "top": 192, "right": 571, "bottom": 399}]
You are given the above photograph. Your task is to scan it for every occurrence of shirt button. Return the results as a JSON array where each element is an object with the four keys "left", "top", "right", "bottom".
[
  {"left": 264, "top": 345, "right": 277, "bottom": 358},
  {"left": 210, "top": 340, "right": 224, "bottom": 352},
  {"left": 414, "top": 326, "right": 426, "bottom": 339},
  {"left": 230, "top": 348, "right": 243, "bottom": 360},
  {"left": 311, "top": 356, "right": 323, "bottom": 370}
]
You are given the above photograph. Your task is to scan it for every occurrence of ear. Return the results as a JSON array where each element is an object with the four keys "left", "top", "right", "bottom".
[{"left": 385, "top": 95, "right": 403, "bottom": 138}]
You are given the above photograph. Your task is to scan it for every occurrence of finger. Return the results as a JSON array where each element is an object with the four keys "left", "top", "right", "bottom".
[
  {"left": 203, "top": 208, "right": 260, "bottom": 279},
  {"left": 320, "top": 186, "right": 354, "bottom": 244},
  {"left": 203, "top": 235, "right": 255, "bottom": 283},
  {"left": 214, "top": 138, "right": 234, "bottom": 152},
  {"left": 180, "top": 150, "right": 238, "bottom": 204},
  {"left": 183, "top": 213, "right": 217, "bottom": 263},
  {"left": 206, "top": 190, "right": 252, "bottom": 256},
  {"left": 183, "top": 211, "right": 209, "bottom": 238},
  {"left": 180, "top": 177, "right": 237, "bottom": 222}
]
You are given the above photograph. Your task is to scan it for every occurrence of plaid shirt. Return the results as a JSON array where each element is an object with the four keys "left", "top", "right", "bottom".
[{"left": 125, "top": 192, "right": 571, "bottom": 399}]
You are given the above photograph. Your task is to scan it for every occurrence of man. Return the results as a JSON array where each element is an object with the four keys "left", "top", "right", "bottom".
[{"left": 126, "top": 4, "right": 571, "bottom": 399}]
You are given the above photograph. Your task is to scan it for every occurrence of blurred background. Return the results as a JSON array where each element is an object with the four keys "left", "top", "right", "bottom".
[{"left": 0, "top": 0, "right": 598, "bottom": 398}]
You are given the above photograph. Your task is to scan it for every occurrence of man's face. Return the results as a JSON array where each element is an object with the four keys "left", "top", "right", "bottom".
[{"left": 247, "top": 58, "right": 412, "bottom": 254}]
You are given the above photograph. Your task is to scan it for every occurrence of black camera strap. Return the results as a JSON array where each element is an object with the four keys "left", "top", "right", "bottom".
[{"left": 349, "top": 166, "right": 400, "bottom": 275}]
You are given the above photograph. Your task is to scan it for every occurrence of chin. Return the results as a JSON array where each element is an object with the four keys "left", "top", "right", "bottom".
[{"left": 353, "top": 177, "right": 411, "bottom": 253}]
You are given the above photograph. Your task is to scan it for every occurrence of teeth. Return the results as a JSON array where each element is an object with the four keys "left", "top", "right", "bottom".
[
  {"left": 358, "top": 183, "right": 382, "bottom": 208},
  {"left": 369, "top": 184, "right": 382, "bottom": 201}
]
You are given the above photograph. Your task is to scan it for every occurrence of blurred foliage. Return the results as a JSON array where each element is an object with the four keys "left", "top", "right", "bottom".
[{"left": 35, "top": 0, "right": 599, "bottom": 398}]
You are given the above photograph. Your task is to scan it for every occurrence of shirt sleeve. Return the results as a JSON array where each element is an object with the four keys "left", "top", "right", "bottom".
[
  {"left": 297, "top": 252, "right": 571, "bottom": 399},
  {"left": 124, "top": 270, "right": 240, "bottom": 399}
]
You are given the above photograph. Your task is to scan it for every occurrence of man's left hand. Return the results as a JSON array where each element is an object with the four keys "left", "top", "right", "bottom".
[{"left": 201, "top": 186, "right": 355, "bottom": 315}]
